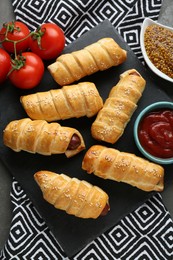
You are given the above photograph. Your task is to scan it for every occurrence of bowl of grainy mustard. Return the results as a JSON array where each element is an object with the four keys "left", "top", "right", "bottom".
[{"left": 140, "top": 18, "right": 173, "bottom": 83}]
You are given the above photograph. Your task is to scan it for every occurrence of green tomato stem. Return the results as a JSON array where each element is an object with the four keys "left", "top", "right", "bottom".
[{"left": 0, "top": 22, "right": 45, "bottom": 75}]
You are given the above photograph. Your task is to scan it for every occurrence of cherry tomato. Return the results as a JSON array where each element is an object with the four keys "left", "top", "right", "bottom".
[
  {"left": 0, "top": 48, "right": 11, "bottom": 84},
  {"left": 29, "top": 23, "right": 65, "bottom": 60},
  {"left": 0, "top": 21, "right": 30, "bottom": 53},
  {"left": 9, "top": 52, "right": 44, "bottom": 89}
]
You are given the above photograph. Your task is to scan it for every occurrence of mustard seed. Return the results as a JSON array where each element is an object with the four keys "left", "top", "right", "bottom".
[{"left": 144, "top": 24, "right": 173, "bottom": 78}]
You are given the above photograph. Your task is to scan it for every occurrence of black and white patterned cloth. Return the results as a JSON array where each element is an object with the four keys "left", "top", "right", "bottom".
[{"left": 1, "top": 0, "right": 173, "bottom": 259}]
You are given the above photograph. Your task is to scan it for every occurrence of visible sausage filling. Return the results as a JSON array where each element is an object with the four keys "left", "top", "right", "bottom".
[
  {"left": 68, "top": 134, "right": 81, "bottom": 150},
  {"left": 100, "top": 202, "right": 110, "bottom": 216},
  {"left": 129, "top": 71, "right": 140, "bottom": 76}
]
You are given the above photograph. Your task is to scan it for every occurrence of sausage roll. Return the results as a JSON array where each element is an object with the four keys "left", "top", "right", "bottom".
[
  {"left": 3, "top": 118, "right": 85, "bottom": 158},
  {"left": 34, "top": 171, "right": 110, "bottom": 219},
  {"left": 20, "top": 82, "right": 103, "bottom": 122},
  {"left": 48, "top": 38, "right": 127, "bottom": 86},
  {"left": 82, "top": 145, "right": 164, "bottom": 192},
  {"left": 91, "top": 69, "right": 146, "bottom": 144}
]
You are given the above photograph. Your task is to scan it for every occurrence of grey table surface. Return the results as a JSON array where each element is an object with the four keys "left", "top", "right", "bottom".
[{"left": 0, "top": 0, "right": 173, "bottom": 250}]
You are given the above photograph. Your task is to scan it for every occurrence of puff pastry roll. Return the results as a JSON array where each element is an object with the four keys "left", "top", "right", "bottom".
[
  {"left": 34, "top": 171, "right": 110, "bottom": 219},
  {"left": 3, "top": 118, "right": 85, "bottom": 157},
  {"left": 20, "top": 82, "right": 103, "bottom": 122},
  {"left": 82, "top": 145, "right": 164, "bottom": 192},
  {"left": 91, "top": 69, "right": 146, "bottom": 144},
  {"left": 48, "top": 38, "right": 127, "bottom": 86}
]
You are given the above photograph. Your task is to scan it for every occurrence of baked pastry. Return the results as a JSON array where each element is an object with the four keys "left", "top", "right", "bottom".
[
  {"left": 91, "top": 69, "right": 146, "bottom": 144},
  {"left": 82, "top": 145, "right": 164, "bottom": 192},
  {"left": 34, "top": 171, "right": 110, "bottom": 219},
  {"left": 3, "top": 118, "right": 85, "bottom": 157},
  {"left": 20, "top": 82, "right": 103, "bottom": 122},
  {"left": 48, "top": 38, "right": 127, "bottom": 86}
]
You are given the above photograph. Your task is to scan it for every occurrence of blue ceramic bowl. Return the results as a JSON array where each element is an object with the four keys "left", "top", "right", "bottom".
[{"left": 134, "top": 101, "right": 173, "bottom": 164}]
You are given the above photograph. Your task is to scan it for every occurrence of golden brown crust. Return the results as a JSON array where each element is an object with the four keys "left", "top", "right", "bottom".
[
  {"left": 3, "top": 118, "right": 85, "bottom": 158},
  {"left": 34, "top": 171, "right": 109, "bottom": 219},
  {"left": 48, "top": 38, "right": 127, "bottom": 86},
  {"left": 20, "top": 82, "right": 103, "bottom": 122},
  {"left": 91, "top": 69, "right": 146, "bottom": 144},
  {"left": 82, "top": 145, "right": 164, "bottom": 192}
]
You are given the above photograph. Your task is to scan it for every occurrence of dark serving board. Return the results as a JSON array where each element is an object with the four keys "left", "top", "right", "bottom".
[{"left": 0, "top": 20, "right": 172, "bottom": 257}]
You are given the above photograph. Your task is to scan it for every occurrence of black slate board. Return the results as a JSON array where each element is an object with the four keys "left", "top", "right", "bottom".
[{"left": 0, "top": 20, "right": 172, "bottom": 257}]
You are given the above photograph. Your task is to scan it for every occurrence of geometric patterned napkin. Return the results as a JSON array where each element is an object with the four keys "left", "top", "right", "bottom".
[
  {"left": 1, "top": 0, "right": 173, "bottom": 259},
  {"left": 12, "top": 0, "right": 164, "bottom": 61},
  {"left": 1, "top": 180, "right": 173, "bottom": 259}
]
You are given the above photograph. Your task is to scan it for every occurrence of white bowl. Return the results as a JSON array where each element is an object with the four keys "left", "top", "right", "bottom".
[{"left": 140, "top": 18, "right": 173, "bottom": 83}]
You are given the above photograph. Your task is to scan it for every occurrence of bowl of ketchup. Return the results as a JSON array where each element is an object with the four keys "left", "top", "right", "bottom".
[{"left": 134, "top": 101, "right": 173, "bottom": 164}]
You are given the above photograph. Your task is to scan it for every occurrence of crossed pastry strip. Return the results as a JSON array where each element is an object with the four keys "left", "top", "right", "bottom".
[
  {"left": 34, "top": 170, "right": 110, "bottom": 219},
  {"left": 82, "top": 145, "right": 164, "bottom": 192},
  {"left": 3, "top": 37, "right": 164, "bottom": 219},
  {"left": 48, "top": 37, "right": 127, "bottom": 86}
]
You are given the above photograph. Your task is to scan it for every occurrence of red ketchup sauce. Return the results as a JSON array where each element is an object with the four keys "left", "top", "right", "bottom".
[{"left": 138, "top": 109, "right": 173, "bottom": 158}]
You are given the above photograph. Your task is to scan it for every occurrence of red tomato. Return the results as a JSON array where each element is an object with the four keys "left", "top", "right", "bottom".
[
  {"left": 0, "top": 48, "right": 11, "bottom": 84},
  {"left": 29, "top": 23, "right": 65, "bottom": 60},
  {"left": 0, "top": 21, "right": 30, "bottom": 53},
  {"left": 9, "top": 52, "right": 44, "bottom": 89}
]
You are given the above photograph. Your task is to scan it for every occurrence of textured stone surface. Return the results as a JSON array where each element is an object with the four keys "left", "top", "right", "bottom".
[
  {"left": 0, "top": 0, "right": 14, "bottom": 250},
  {"left": 0, "top": 0, "right": 173, "bottom": 250},
  {"left": 159, "top": 0, "right": 173, "bottom": 26}
]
